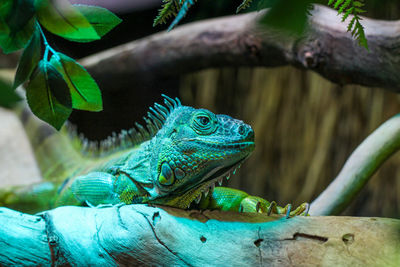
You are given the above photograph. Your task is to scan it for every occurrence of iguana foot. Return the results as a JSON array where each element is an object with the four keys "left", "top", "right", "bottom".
[
  {"left": 240, "top": 196, "right": 309, "bottom": 217},
  {"left": 196, "top": 187, "right": 309, "bottom": 217}
]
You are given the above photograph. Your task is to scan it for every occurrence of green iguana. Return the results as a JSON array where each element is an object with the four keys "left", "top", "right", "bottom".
[{"left": 2, "top": 95, "right": 308, "bottom": 216}]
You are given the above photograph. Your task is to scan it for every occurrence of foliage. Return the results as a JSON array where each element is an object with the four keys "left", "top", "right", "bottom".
[
  {"left": 154, "top": 0, "right": 368, "bottom": 49},
  {"left": 237, "top": 0, "right": 280, "bottom": 12},
  {"left": 236, "top": 0, "right": 256, "bottom": 13},
  {"left": 0, "top": 78, "right": 21, "bottom": 108},
  {"left": 0, "top": 0, "right": 121, "bottom": 129},
  {"left": 154, "top": 0, "right": 313, "bottom": 34},
  {"left": 154, "top": 0, "right": 197, "bottom": 31},
  {"left": 258, "top": 0, "right": 314, "bottom": 35},
  {"left": 328, "top": 0, "right": 368, "bottom": 49}
]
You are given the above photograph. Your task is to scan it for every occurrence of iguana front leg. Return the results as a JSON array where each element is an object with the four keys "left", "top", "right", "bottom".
[
  {"left": 55, "top": 171, "right": 149, "bottom": 207},
  {"left": 195, "top": 187, "right": 309, "bottom": 217}
]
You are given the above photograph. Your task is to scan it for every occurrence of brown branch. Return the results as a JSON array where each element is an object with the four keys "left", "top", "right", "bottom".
[
  {"left": 1, "top": 205, "right": 399, "bottom": 266},
  {"left": 81, "top": 5, "right": 400, "bottom": 92}
]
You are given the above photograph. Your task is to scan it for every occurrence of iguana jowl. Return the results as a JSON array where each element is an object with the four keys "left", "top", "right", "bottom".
[{"left": 7, "top": 95, "right": 308, "bottom": 216}]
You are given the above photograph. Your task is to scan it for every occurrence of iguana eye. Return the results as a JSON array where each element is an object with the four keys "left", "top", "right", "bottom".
[
  {"left": 191, "top": 111, "right": 217, "bottom": 135},
  {"left": 197, "top": 116, "right": 210, "bottom": 126}
]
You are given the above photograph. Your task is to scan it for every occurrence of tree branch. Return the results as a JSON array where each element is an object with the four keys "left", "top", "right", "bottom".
[
  {"left": 1, "top": 205, "right": 399, "bottom": 266},
  {"left": 81, "top": 4, "right": 400, "bottom": 92},
  {"left": 310, "top": 114, "right": 400, "bottom": 216}
]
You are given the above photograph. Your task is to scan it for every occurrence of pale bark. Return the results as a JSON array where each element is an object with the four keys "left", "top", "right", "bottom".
[
  {"left": 0, "top": 205, "right": 399, "bottom": 266},
  {"left": 81, "top": 5, "right": 400, "bottom": 92},
  {"left": 310, "top": 114, "right": 400, "bottom": 215}
]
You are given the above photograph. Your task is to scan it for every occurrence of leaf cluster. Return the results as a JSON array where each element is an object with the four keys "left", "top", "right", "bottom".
[
  {"left": 153, "top": 0, "right": 197, "bottom": 31},
  {"left": 236, "top": 0, "right": 280, "bottom": 13},
  {"left": 153, "top": 0, "right": 368, "bottom": 49},
  {"left": 236, "top": 0, "right": 314, "bottom": 36},
  {"left": 154, "top": 0, "right": 313, "bottom": 35},
  {"left": 0, "top": 0, "right": 122, "bottom": 129},
  {"left": 0, "top": 78, "right": 21, "bottom": 108},
  {"left": 328, "top": 0, "right": 368, "bottom": 49}
]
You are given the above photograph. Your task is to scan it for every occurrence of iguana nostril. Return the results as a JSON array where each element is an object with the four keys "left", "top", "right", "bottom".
[
  {"left": 238, "top": 125, "right": 246, "bottom": 135},
  {"left": 238, "top": 124, "right": 254, "bottom": 140}
]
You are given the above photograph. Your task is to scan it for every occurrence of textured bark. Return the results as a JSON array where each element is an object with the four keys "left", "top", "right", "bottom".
[
  {"left": 81, "top": 5, "right": 400, "bottom": 92},
  {"left": 0, "top": 205, "right": 399, "bottom": 266}
]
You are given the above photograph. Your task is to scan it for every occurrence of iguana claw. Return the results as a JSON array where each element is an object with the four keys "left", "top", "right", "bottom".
[
  {"left": 285, "top": 204, "right": 292, "bottom": 218},
  {"left": 240, "top": 195, "right": 308, "bottom": 217},
  {"left": 267, "top": 201, "right": 277, "bottom": 215},
  {"left": 271, "top": 202, "right": 309, "bottom": 217}
]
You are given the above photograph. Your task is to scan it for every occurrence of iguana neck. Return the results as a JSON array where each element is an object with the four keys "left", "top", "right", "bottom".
[{"left": 101, "top": 141, "right": 158, "bottom": 198}]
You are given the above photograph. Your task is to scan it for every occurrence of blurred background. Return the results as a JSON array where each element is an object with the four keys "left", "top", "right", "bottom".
[{"left": 1, "top": 0, "right": 399, "bottom": 217}]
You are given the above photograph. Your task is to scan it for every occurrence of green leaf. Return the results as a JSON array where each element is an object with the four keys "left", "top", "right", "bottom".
[
  {"left": 237, "top": 0, "right": 254, "bottom": 13},
  {"left": 342, "top": 7, "right": 354, "bottom": 22},
  {"left": 26, "top": 60, "right": 72, "bottom": 130},
  {"left": 338, "top": 0, "right": 352, "bottom": 14},
  {"left": 6, "top": 0, "right": 35, "bottom": 32},
  {"left": 0, "top": 18, "right": 10, "bottom": 39},
  {"left": 354, "top": 20, "right": 368, "bottom": 50},
  {"left": 0, "top": 16, "right": 35, "bottom": 54},
  {"left": 50, "top": 53, "right": 102, "bottom": 112},
  {"left": 0, "top": 79, "right": 21, "bottom": 108},
  {"left": 347, "top": 16, "right": 356, "bottom": 32},
  {"left": 334, "top": 0, "right": 345, "bottom": 9},
  {"left": 153, "top": 0, "right": 177, "bottom": 26},
  {"left": 0, "top": 0, "right": 13, "bottom": 19},
  {"left": 14, "top": 25, "right": 41, "bottom": 89},
  {"left": 0, "top": 0, "right": 35, "bottom": 54},
  {"left": 34, "top": 0, "right": 100, "bottom": 41},
  {"left": 353, "top": 1, "right": 364, "bottom": 7},
  {"left": 259, "top": 0, "right": 313, "bottom": 35},
  {"left": 70, "top": 5, "right": 121, "bottom": 41},
  {"left": 167, "top": 0, "right": 195, "bottom": 31}
]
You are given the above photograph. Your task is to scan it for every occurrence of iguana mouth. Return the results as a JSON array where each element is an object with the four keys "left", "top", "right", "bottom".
[
  {"left": 152, "top": 141, "right": 254, "bottom": 208},
  {"left": 184, "top": 153, "right": 252, "bottom": 207},
  {"left": 182, "top": 139, "right": 255, "bottom": 149}
]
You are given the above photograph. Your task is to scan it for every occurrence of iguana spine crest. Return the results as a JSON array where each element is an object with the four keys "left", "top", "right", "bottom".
[{"left": 66, "top": 94, "right": 182, "bottom": 157}]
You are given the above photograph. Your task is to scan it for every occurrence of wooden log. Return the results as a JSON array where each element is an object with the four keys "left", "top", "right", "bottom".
[
  {"left": 0, "top": 205, "right": 399, "bottom": 266},
  {"left": 81, "top": 5, "right": 400, "bottom": 92}
]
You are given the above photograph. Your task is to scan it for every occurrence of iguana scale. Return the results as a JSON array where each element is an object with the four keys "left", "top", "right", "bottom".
[{"left": 2, "top": 95, "right": 308, "bottom": 216}]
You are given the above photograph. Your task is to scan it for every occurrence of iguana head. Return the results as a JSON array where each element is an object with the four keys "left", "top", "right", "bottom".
[{"left": 146, "top": 95, "right": 255, "bottom": 208}]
